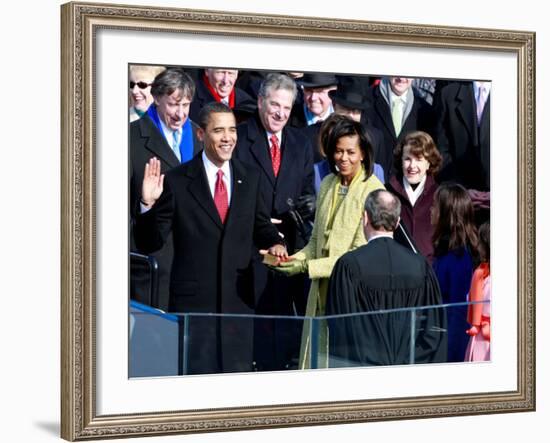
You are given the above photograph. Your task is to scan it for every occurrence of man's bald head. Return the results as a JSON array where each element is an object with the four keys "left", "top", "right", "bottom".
[{"left": 364, "top": 190, "right": 401, "bottom": 232}]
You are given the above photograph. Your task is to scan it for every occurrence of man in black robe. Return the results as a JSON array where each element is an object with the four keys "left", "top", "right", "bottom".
[{"left": 326, "top": 190, "right": 447, "bottom": 367}]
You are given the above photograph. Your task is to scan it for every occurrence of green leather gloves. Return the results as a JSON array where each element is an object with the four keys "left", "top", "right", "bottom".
[{"left": 273, "top": 259, "right": 308, "bottom": 276}]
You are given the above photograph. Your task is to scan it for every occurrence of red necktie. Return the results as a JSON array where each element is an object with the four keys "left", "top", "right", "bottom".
[
  {"left": 270, "top": 134, "right": 281, "bottom": 177},
  {"left": 214, "top": 169, "right": 228, "bottom": 223}
]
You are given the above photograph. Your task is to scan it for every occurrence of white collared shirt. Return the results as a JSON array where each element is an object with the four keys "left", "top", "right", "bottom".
[
  {"left": 140, "top": 151, "right": 233, "bottom": 214},
  {"left": 389, "top": 88, "right": 409, "bottom": 108},
  {"left": 473, "top": 81, "right": 492, "bottom": 98},
  {"left": 265, "top": 130, "right": 283, "bottom": 148},
  {"left": 158, "top": 118, "right": 181, "bottom": 161},
  {"left": 368, "top": 233, "right": 394, "bottom": 242},
  {"left": 403, "top": 174, "right": 427, "bottom": 207},
  {"left": 304, "top": 103, "right": 334, "bottom": 125},
  {"left": 201, "top": 151, "right": 232, "bottom": 204}
]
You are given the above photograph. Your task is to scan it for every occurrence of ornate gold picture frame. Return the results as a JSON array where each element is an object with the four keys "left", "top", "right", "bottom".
[{"left": 61, "top": 1, "right": 535, "bottom": 440}]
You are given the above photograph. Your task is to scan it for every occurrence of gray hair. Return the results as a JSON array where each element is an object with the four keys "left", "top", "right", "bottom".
[
  {"left": 364, "top": 190, "right": 401, "bottom": 232},
  {"left": 150, "top": 68, "right": 195, "bottom": 100},
  {"left": 258, "top": 73, "right": 298, "bottom": 103}
]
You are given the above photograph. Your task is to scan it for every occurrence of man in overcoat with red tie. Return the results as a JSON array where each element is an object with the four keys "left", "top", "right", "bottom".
[
  {"left": 134, "top": 102, "right": 287, "bottom": 375},
  {"left": 235, "top": 73, "right": 315, "bottom": 371}
]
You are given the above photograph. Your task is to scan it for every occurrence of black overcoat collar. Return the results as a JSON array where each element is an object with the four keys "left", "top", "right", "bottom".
[{"left": 185, "top": 154, "right": 249, "bottom": 231}]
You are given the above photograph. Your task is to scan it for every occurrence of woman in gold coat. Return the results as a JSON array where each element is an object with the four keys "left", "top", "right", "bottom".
[{"left": 275, "top": 114, "right": 385, "bottom": 368}]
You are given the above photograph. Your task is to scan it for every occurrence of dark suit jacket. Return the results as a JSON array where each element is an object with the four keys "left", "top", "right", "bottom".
[
  {"left": 130, "top": 115, "right": 202, "bottom": 217},
  {"left": 235, "top": 116, "right": 315, "bottom": 369},
  {"left": 326, "top": 237, "right": 447, "bottom": 366},
  {"left": 134, "top": 154, "right": 282, "bottom": 373},
  {"left": 365, "top": 86, "right": 435, "bottom": 180},
  {"left": 235, "top": 115, "right": 315, "bottom": 252},
  {"left": 434, "top": 81, "right": 490, "bottom": 191},
  {"left": 129, "top": 115, "right": 202, "bottom": 310},
  {"left": 189, "top": 78, "right": 254, "bottom": 124}
]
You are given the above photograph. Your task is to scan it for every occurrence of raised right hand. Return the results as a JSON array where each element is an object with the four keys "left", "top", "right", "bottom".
[{"left": 141, "top": 157, "right": 164, "bottom": 208}]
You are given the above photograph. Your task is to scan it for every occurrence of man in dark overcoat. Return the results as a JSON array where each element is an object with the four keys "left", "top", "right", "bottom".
[
  {"left": 129, "top": 68, "right": 202, "bottom": 310},
  {"left": 433, "top": 80, "right": 490, "bottom": 223},
  {"left": 134, "top": 102, "right": 287, "bottom": 374},
  {"left": 235, "top": 73, "right": 315, "bottom": 370},
  {"left": 364, "top": 77, "right": 435, "bottom": 180}
]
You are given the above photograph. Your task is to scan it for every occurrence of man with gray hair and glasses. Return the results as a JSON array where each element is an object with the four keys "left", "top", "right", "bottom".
[{"left": 326, "top": 189, "right": 447, "bottom": 367}]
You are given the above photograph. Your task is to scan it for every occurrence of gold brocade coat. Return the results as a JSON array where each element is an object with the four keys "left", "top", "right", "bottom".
[{"left": 294, "top": 171, "right": 385, "bottom": 368}]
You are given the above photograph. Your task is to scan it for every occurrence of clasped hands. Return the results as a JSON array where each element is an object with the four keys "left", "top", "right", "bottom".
[{"left": 260, "top": 249, "right": 308, "bottom": 276}]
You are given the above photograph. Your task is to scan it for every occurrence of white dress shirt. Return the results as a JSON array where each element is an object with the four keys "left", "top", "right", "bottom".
[
  {"left": 157, "top": 118, "right": 182, "bottom": 161},
  {"left": 265, "top": 130, "right": 283, "bottom": 148},
  {"left": 201, "top": 151, "right": 232, "bottom": 204},
  {"left": 140, "top": 151, "right": 232, "bottom": 214},
  {"left": 403, "top": 174, "right": 427, "bottom": 207}
]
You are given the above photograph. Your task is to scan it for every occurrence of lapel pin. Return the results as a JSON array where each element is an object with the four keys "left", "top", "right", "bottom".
[{"left": 237, "top": 179, "right": 242, "bottom": 184}]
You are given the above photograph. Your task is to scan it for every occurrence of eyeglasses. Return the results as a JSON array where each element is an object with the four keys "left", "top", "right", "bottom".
[{"left": 129, "top": 81, "right": 151, "bottom": 89}]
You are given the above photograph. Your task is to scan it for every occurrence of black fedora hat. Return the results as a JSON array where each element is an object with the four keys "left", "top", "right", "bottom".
[
  {"left": 329, "top": 76, "right": 370, "bottom": 110},
  {"left": 298, "top": 73, "right": 338, "bottom": 89}
]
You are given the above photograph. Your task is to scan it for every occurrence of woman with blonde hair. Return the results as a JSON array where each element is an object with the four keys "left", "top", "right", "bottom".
[{"left": 129, "top": 65, "right": 165, "bottom": 121}]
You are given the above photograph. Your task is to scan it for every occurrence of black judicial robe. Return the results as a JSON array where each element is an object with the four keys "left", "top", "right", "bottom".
[{"left": 326, "top": 237, "right": 447, "bottom": 367}]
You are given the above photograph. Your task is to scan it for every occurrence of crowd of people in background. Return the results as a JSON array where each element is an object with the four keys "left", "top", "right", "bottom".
[{"left": 129, "top": 65, "right": 492, "bottom": 373}]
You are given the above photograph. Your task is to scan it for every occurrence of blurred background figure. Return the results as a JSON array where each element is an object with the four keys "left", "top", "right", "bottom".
[
  {"left": 329, "top": 75, "right": 385, "bottom": 183},
  {"left": 274, "top": 116, "right": 384, "bottom": 369},
  {"left": 412, "top": 78, "right": 437, "bottom": 105},
  {"left": 387, "top": 131, "right": 442, "bottom": 263},
  {"left": 293, "top": 73, "right": 338, "bottom": 126},
  {"left": 129, "top": 65, "right": 166, "bottom": 122},
  {"left": 434, "top": 80, "right": 491, "bottom": 224},
  {"left": 364, "top": 76, "right": 435, "bottom": 180},
  {"left": 431, "top": 183, "right": 480, "bottom": 362},
  {"left": 189, "top": 68, "right": 253, "bottom": 122},
  {"left": 129, "top": 68, "right": 202, "bottom": 310},
  {"left": 465, "top": 221, "right": 491, "bottom": 362},
  {"left": 290, "top": 73, "right": 338, "bottom": 163}
]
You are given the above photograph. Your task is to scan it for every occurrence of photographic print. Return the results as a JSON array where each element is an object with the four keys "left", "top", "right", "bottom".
[
  {"left": 128, "top": 65, "right": 489, "bottom": 377},
  {"left": 61, "top": 1, "right": 535, "bottom": 440}
]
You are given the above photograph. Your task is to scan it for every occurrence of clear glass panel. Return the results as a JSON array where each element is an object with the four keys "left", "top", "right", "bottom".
[
  {"left": 325, "top": 305, "right": 448, "bottom": 368},
  {"left": 129, "top": 301, "right": 489, "bottom": 377}
]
